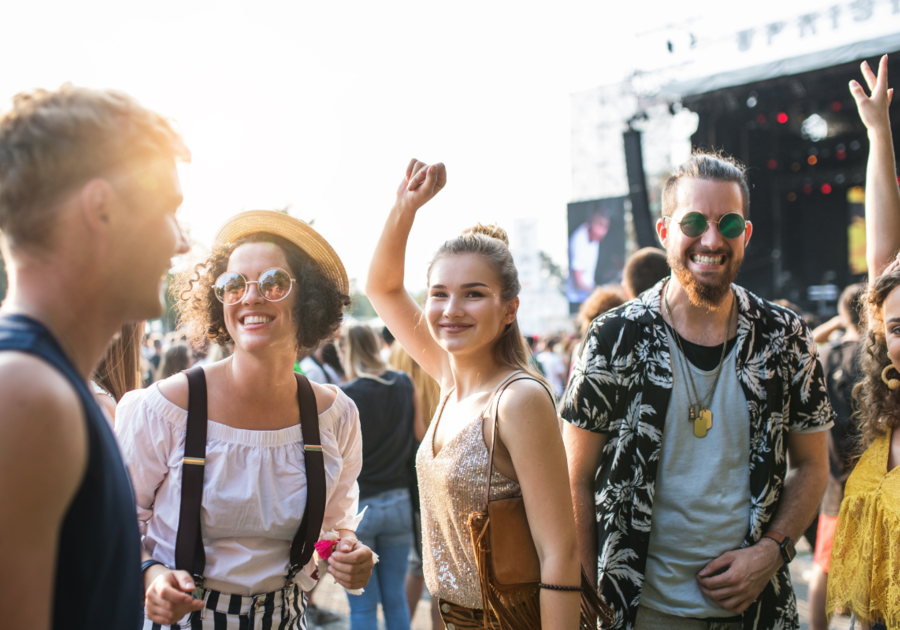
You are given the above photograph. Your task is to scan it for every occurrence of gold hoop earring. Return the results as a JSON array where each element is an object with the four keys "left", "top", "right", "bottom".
[{"left": 882, "top": 364, "right": 900, "bottom": 390}]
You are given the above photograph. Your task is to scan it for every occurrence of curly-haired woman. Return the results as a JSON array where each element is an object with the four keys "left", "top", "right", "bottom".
[
  {"left": 116, "top": 210, "right": 375, "bottom": 629},
  {"left": 826, "top": 55, "right": 900, "bottom": 630},
  {"left": 826, "top": 270, "right": 900, "bottom": 630}
]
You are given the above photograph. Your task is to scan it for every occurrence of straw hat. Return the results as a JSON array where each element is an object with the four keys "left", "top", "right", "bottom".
[{"left": 213, "top": 210, "right": 349, "bottom": 295}]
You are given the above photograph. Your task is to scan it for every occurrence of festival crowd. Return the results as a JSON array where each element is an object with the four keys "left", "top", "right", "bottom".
[{"left": 1, "top": 56, "right": 899, "bottom": 630}]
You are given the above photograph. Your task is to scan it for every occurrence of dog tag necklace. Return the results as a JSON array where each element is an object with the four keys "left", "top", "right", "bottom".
[{"left": 663, "top": 282, "right": 735, "bottom": 438}]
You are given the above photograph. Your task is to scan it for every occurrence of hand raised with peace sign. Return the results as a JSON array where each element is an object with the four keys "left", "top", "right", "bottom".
[
  {"left": 394, "top": 158, "right": 447, "bottom": 217},
  {"left": 850, "top": 54, "right": 894, "bottom": 133}
]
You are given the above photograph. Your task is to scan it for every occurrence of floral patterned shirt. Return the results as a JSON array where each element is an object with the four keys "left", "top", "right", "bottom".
[{"left": 561, "top": 280, "right": 835, "bottom": 630}]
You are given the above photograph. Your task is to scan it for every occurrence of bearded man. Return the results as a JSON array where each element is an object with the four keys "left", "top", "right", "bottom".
[{"left": 562, "top": 152, "right": 833, "bottom": 630}]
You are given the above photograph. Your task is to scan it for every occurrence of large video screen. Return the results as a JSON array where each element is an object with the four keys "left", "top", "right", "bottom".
[{"left": 566, "top": 196, "right": 627, "bottom": 309}]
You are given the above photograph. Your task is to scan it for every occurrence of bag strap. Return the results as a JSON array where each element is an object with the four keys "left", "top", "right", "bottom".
[
  {"left": 288, "top": 372, "right": 326, "bottom": 582},
  {"left": 175, "top": 367, "right": 209, "bottom": 582},
  {"left": 483, "top": 375, "right": 555, "bottom": 510}
]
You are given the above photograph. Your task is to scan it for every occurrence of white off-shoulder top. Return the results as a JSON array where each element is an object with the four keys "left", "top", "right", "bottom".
[{"left": 116, "top": 382, "right": 363, "bottom": 596}]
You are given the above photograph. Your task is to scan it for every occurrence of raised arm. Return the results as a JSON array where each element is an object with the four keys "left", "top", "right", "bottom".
[
  {"left": 850, "top": 55, "right": 900, "bottom": 281},
  {"left": 366, "top": 159, "right": 448, "bottom": 382}
]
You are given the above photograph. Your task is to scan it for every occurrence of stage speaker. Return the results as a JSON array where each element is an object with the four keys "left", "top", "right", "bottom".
[{"left": 623, "top": 129, "right": 659, "bottom": 249}]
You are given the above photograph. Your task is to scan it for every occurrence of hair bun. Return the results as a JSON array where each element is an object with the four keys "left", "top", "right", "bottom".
[{"left": 462, "top": 222, "right": 509, "bottom": 246}]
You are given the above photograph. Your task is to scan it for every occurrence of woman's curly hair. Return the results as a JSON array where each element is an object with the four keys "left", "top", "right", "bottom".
[
  {"left": 174, "top": 232, "right": 351, "bottom": 354},
  {"left": 853, "top": 268, "right": 900, "bottom": 451}
]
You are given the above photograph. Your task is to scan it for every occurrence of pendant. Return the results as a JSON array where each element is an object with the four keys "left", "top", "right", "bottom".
[
  {"left": 693, "top": 415, "right": 708, "bottom": 438},
  {"left": 699, "top": 408, "right": 713, "bottom": 431},
  {"left": 692, "top": 408, "right": 712, "bottom": 438}
]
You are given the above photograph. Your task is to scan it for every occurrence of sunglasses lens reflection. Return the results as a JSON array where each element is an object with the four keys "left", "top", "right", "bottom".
[
  {"left": 719, "top": 213, "right": 746, "bottom": 239},
  {"left": 215, "top": 273, "right": 245, "bottom": 304},
  {"left": 680, "top": 213, "right": 707, "bottom": 238},
  {"left": 259, "top": 269, "right": 292, "bottom": 301}
]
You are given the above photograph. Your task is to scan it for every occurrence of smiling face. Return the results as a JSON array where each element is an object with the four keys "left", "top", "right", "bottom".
[
  {"left": 883, "top": 287, "right": 900, "bottom": 371},
  {"left": 222, "top": 241, "right": 298, "bottom": 354},
  {"left": 425, "top": 252, "right": 517, "bottom": 359},
  {"left": 657, "top": 178, "right": 752, "bottom": 309}
]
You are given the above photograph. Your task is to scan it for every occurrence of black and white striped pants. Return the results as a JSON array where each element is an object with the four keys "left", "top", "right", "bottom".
[{"left": 142, "top": 584, "right": 308, "bottom": 630}]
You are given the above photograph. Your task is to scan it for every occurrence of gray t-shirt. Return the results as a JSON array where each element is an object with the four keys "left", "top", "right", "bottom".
[{"left": 640, "top": 329, "right": 751, "bottom": 618}]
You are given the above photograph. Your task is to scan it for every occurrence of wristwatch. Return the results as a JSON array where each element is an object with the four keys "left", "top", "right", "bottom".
[{"left": 761, "top": 531, "right": 796, "bottom": 565}]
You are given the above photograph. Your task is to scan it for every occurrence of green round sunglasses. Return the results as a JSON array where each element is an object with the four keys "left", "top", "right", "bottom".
[{"left": 666, "top": 212, "right": 748, "bottom": 239}]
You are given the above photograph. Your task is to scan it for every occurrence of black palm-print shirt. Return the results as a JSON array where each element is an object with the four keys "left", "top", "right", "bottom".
[{"left": 562, "top": 280, "right": 835, "bottom": 630}]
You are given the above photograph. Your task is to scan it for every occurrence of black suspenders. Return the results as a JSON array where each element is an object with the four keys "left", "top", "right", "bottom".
[{"left": 174, "top": 367, "right": 327, "bottom": 592}]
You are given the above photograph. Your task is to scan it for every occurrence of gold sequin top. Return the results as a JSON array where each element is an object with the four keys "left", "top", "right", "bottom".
[{"left": 416, "top": 386, "right": 521, "bottom": 609}]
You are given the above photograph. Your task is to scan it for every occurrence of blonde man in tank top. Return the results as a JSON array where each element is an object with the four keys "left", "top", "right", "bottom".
[{"left": 367, "top": 159, "right": 583, "bottom": 629}]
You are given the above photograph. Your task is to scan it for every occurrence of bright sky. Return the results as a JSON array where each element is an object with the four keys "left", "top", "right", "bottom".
[{"left": 0, "top": 0, "right": 838, "bottom": 292}]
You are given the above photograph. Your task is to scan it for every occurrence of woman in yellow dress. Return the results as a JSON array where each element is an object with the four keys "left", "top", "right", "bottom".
[
  {"left": 826, "top": 267, "right": 900, "bottom": 630},
  {"left": 827, "top": 53, "right": 900, "bottom": 630}
]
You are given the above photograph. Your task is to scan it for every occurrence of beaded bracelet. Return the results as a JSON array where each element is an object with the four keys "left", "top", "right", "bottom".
[{"left": 538, "top": 583, "right": 582, "bottom": 592}]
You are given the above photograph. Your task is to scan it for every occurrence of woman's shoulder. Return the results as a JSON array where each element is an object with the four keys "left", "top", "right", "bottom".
[
  {"left": 312, "top": 383, "right": 358, "bottom": 432},
  {"left": 117, "top": 381, "right": 187, "bottom": 433},
  {"left": 155, "top": 371, "right": 190, "bottom": 410},
  {"left": 496, "top": 376, "right": 556, "bottom": 421},
  {"left": 310, "top": 380, "right": 339, "bottom": 414}
]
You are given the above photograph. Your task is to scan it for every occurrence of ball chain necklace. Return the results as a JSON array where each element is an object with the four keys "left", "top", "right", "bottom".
[{"left": 663, "top": 280, "right": 735, "bottom": 438}]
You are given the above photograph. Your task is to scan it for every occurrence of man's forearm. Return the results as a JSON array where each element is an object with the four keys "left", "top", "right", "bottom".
[
  {"left": 573, "top": 483, "right": 598, "bottom": 587},
  {"left": 765, "top": 457, "right": 828, "bottom": 542}
]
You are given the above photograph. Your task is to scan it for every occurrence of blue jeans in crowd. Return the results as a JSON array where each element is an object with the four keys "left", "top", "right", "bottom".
[{"left": 347, "top": 488, "right": 413, "bottom": 630}]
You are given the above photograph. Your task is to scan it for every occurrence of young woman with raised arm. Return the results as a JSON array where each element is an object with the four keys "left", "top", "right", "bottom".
[
  {"left": 366, "top": 159, "right": 585, "bottom": 630},
  {"left": 826, "top": 55, "right": 900, "bottom": 630}
]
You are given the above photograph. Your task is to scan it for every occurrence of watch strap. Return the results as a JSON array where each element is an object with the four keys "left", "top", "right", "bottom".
[
  {"left": 141, "top": 559, "right": 168, "bottom": 574},
  {"left": 761, "top": 531, "right": 794, "bottom": 564},
  {"left": 761, "top": 531, "right": 786, "bottom": 545}
]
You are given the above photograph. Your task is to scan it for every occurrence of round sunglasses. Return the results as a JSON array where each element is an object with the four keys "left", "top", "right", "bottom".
[
  {"left": 214, "top": 267, "right": 296, "bottom": 304},
  {"left": 666, "top": 212, "right": 748, "bottom": 239}
]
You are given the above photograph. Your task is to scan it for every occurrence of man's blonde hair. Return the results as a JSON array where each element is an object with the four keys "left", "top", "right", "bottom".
[{"left": 0, "top": 84, "right": 190, "bottom": 248}]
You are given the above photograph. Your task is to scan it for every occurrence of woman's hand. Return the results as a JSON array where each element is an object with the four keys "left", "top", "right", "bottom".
[
  {"left": 144, "top": 566, "right": 205, "bottom": 624},
  {"left": 850, "top": 55, "right": 893, "bottom": 133},
  {"left": 394, "top": 159, "right": 446, "bottom": 217},
  {"left": 327, "top": 538, "right": 376, "bottom": 590}
]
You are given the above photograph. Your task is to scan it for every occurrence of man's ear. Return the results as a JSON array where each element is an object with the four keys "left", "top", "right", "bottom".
[
  {"left": 744, "top": 221, "right": 753, "bottom": 247},
  {"left": 78, "top": 178, "right": 115, "bottom": 230},
  {"left": 656, "top": 217, "right": 669, "bottom": 247}
]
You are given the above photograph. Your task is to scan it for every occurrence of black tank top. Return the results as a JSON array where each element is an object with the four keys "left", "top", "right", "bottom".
[{"left": 0, "top": 315, "right": 142, "bottom": 630}]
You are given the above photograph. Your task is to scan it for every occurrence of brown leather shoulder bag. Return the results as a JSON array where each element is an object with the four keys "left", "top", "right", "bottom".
[{"left": 467, "top": 374, "right": 613, "bottom": 629}]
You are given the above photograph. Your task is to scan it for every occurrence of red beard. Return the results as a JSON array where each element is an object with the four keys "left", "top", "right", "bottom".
[{"left": 666, "top": 248, "right": 741, "bottom": 310}]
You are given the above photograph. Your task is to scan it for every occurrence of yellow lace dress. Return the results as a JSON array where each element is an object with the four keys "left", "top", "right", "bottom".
[{"left": 826, "top": 429, "right": 900, "bottom": 627}]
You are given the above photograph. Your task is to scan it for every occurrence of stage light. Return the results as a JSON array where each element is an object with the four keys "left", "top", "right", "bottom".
[
  {"left": 821, "top": 183, "right": 832, "bottom": 194},
  {"left": 791, "top": 162, "right": 801, "bottom": 172},
  {"left": 787, "top": 192, "right": 797, "bottom": 201},
  {"left": 803, "top": 184, "right": 813, "bottom": 194},
  {"left": 757, "top": 113, "right": 767, "bottom": 124},
  {"left": 850, "top": 140, "right": 861, "bottom": 150},
  {"left": 836, "top": 150, "right": 847, "bottom": 161},
  {"left": 836, "top": 174, "right": 846, "bottom": 184},
  {"left": 808, "top": 156, "right": 818, "bottom": 165},
  {"left": 831, "top": 101, "right": 843, "bottom": 112},
  {"left": 802, "top": 114, "right": 828, "bottom": 142},
  {"left": 767, "top": 159, "right": 778, "bottom": 169},
  {"left": 747, "top": 95, "right": 758, "bottom": 108},
  {"left": 777, "top": 112, "right": 788, "bottom": 124}
]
